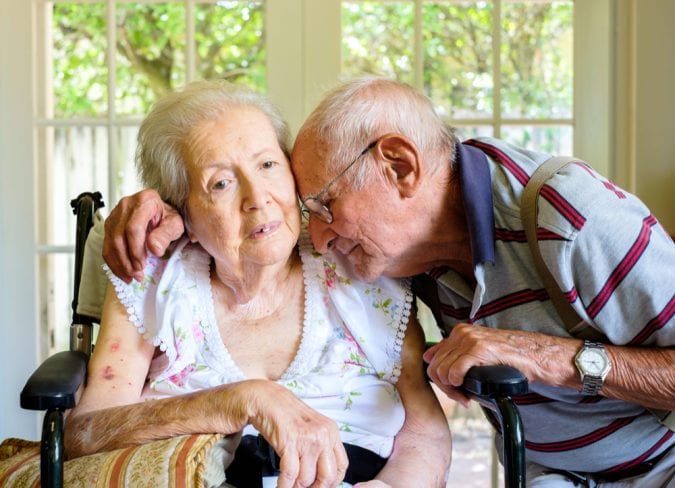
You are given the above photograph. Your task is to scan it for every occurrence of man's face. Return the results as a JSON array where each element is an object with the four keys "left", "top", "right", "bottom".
[{"left": 291, "top": 133, "right": 409, "bottom": 282}]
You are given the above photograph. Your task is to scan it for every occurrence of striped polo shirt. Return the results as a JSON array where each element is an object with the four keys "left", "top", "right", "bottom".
[{"left": 430, "top": 136, "right": 674, "bottom": 473}]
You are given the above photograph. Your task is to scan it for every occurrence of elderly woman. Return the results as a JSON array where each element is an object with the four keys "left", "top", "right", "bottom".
[{"left": 64, "top": 80, "right": 451, "bottom": 488}]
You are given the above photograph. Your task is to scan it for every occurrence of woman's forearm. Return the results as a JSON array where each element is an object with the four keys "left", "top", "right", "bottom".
[{"left": 65, "top": 380, "right": 262, "bottom": 459}]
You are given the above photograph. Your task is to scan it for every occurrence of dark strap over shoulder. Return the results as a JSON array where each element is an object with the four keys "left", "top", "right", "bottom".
[
  {"left": 412, "top": 273, "right": 445, "bottom": 332},
  {"left": 521, "top": 156, "right": 606, "bottom": 341}
]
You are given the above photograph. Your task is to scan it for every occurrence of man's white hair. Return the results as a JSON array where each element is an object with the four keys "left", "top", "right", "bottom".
[
  {"left": 136, "top": 79, "right": 291, "bottom": 214},
  {"left": 299, "top": 76, "right": 455, "bottom": 188}
]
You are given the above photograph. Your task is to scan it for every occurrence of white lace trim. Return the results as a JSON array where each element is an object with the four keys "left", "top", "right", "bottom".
[
  {"left": 189, "top": 246, "right": 246, "bottom": 384},
  {"left": 285, "top": 232, "right": 327, "bottom": 379},
  {"left": 387, "top": 279, "right": 413, "bottom": 384}
]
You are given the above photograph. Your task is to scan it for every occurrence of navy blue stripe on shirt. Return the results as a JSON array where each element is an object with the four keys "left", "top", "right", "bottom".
[
  {"left": 601, "top": 430, "right": 674, "bottom": 474},
  {"left": 473, "top": 288, "right": 549, "bottom": 321},
  {"left": 526, "top": 416, "right": 639, "bottom": 452},
  {"left": 587, "top": 215, "right": 659, "bottom": 318},
  {"left": 628, "top": 295, "right": 675, "bottom": 346}
]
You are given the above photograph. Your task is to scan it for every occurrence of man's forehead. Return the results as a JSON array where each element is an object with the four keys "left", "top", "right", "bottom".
[{"left": 291, "top": 136, "right": 333, "bottom": 195}]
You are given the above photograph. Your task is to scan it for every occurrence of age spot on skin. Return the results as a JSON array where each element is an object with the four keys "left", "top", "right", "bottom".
[{"left": 102, "top": 365, "right": 114, "bottom": 380}]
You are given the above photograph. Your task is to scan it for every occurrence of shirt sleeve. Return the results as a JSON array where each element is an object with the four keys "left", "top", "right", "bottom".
[{"left": 538, "top": 163, "right": 675, "bottom": 346}]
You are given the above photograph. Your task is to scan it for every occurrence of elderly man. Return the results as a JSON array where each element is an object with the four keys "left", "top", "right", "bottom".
[{"left": 104, "top": 76, "right": 674, "bottom": 487}]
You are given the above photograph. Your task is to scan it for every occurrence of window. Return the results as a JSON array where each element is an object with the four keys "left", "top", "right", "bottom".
[{"left": 342, "top": 0, "right": 574, "bottom": 154}]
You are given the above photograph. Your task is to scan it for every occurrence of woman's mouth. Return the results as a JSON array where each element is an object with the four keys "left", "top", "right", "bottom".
[{"left": 249, "top": 221, "right": 280, "bottom": 239}]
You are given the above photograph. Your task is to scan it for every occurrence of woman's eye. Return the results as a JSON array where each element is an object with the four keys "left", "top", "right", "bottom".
[
  {"left": 262, "top": 160, "right": 277, "bottom": 169},
  {"left": 212, "top": 179, "right": 230, "bottom": 190}
]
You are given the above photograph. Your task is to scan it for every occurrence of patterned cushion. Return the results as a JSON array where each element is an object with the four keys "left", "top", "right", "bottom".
[{"left": 0, "top": 433, "right": 223, "bottom": 487}]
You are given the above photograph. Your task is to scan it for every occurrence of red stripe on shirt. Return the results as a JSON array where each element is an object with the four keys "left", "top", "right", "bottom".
[
  {"left": 526, "top": 416, "right": 638, "bottom": 452},
  {"left": 473, "top": 288, "right": 549, "bottom": 321},
  {"left": 440, "top": 303, "right": 471, "bottom": 320},
  {"left": 628, "top": 295, "right": 675, "bottom": 345},
  {"left": 564, "top": 287, "right": 578, "bottom": 303},
  {"left": 587, "top": 215, "right": 658, "bottom": 318},
  {"left": 513, "top": 392, "right": 553, "bottom": 405},
  {"left": 495, "top": 228, "right": 567, "bottom": 242},
  {"left": 465, "top": 139, "right": 529, "bottom": 186},
  {"left": 539, "top": 185, "right": 587, "bottom": 230},
  {"left": 576, "top": 162, "right": 626, "bottom": 199},
  {"left": 601, "top": 431, "right": 674, "bottom": 473}
]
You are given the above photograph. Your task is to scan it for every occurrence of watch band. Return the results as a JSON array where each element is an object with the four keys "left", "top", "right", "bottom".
[{"left": 581, "top": 373, "right": 604, "bottom": 396}]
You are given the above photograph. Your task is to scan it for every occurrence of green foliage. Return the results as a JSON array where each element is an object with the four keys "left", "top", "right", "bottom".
[
  {"left": 342, "top": 1, "right": 573, "bottom": 125},
  {"left": 52, "top": 1, "right": 265, "bottom": 118},
  {"left": 52, "top": 0, "right": 573, "bottom": 150}
]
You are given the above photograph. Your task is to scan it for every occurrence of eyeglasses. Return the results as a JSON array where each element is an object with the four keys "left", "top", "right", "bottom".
[{"left": 300, "top": 139, "right": 379, "bottom": 224}]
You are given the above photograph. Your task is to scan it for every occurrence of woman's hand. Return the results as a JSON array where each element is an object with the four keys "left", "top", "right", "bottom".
[
  {"left": 245, "top": 381, "right": 348, "bottom": 488},
  {"left": 353, "top": 481, "right": 391, "bottom": 487},
  {"left": 103, "top": 188, "right": 184, "bottom": 283}
]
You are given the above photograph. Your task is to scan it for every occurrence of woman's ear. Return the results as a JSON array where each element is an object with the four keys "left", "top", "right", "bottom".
[
  {"left": 375, "top": 133, "right": 422, "bottom": 198},
  {"left": 184, "top": 212, "right": 198, "bottom": 243}
]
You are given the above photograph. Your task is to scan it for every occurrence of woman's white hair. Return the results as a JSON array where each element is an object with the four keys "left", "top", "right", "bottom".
[
  {"left": 299, "top": 75, "right": 456, "bottom": 188},
  {"left": 136, "top": 79, "right": 291, "bottom": 214}
]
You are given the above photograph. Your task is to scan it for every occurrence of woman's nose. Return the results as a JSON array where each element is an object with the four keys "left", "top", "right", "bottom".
[
  {"left": 241, "top": 178, "right": 269, "bottom": 211},
  {"left": 308, "top": 217, "right": 336, "bottom": 253}
]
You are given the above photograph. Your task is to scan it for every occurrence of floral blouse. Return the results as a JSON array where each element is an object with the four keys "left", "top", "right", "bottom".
[{"left": 105, "top": 228, "right": 414, "bottom": 458}]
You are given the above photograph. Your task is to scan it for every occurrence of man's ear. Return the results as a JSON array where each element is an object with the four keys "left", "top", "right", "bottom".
[{"left": 376, "top": 133, "right": 422, "bottom": 198}]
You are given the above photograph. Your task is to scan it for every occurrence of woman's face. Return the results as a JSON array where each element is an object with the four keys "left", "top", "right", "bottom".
[{"left": 183, "top": 106, "right": 300, "bottom": 271}]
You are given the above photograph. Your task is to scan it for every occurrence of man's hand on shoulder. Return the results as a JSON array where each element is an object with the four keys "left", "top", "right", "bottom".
[{"left": 102, "top": 189, "right": 184, "bottom": 283}]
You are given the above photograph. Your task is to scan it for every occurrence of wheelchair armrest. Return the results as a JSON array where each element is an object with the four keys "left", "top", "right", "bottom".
[
  {"left": 20, "top": 350, "right": 88, "bottom": 411},
  {"left": 461, "top": 365, "right": 528, "bottom": 399}
]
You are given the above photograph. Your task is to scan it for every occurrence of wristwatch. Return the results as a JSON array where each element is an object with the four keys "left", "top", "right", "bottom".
[{"left": 574, "top": 340, "right": 612, "bottom": 396}]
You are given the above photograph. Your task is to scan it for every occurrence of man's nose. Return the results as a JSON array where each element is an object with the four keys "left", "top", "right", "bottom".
[{"left": 308, "top": 217, "right": 336, "bottom": 253}]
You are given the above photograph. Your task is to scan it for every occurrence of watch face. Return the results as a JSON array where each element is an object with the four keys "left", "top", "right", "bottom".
[{"left": 579, "top": 349, "right": 609, "bottom": 375}]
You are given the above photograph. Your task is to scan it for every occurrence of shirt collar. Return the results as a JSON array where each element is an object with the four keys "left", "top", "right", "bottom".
[{"left": 455, "top": 141, "right": 495, "bottom": 266}]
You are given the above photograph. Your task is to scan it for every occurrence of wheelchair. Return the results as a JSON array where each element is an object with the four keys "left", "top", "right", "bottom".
[{"left": 20, "top": 192, "right": 528, "bottom": 488}]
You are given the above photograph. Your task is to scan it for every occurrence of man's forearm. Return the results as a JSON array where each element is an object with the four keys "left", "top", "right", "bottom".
[
  {"left": 65, "top": 381, "right": 257, "bottom": 459},
  {"left": 603, "top": 346, "right": 675, "bottom": 410}
]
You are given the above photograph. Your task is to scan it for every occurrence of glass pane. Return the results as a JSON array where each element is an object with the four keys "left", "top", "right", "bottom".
[
  {"left": 454, "top": 125, "right": 493, "bottom": 141},
  {"left": 52, "top": 3, "right": 108, "bottom": 118},
  {"left": 423, "top": 2, "right": 493, "bottom": 119},
  {"left": 115, "top": 3, "right": 187, "bottom": 115},
  {"left": 501, "top": 125, "right": 573, "bottom": 155},
  {"left": 37, "top": 127, "right": 109, "bottom": 246},
  {"left": 342, "top": 2, "right": 415, "bottom": 84},
  {"left": 39, "top": 253, "right": 75, "bottom": 357},
  {"left": 195, "top": 2, "right": 266, "bottom": 91},
  {"left": 115, "top": 126, "right": 143, "bottom": 203},
  {"left": 501, "top": 1, "right": 573, "bottom": 118}
]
